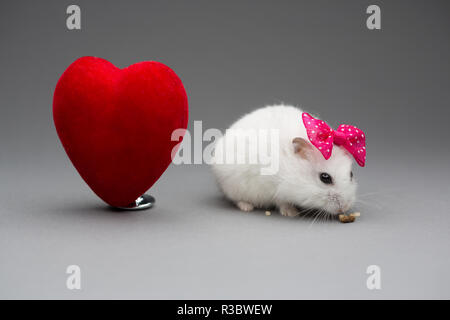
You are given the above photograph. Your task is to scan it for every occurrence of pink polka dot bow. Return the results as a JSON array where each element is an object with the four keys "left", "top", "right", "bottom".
[{"left": 302, "top": 113, "right": 366, "bottom": 167}]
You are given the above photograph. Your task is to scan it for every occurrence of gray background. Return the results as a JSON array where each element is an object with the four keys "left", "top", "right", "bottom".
[{"left": 0, "top": 0, "right": 449, "bottom": 299}]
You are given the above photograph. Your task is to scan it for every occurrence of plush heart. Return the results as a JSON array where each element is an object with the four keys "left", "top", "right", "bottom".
[{"left": 53, "top": 57, "right": 188, "bottom": 207}]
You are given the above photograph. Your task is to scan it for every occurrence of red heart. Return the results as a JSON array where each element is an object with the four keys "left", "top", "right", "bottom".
[{"left": 53, "top": 57, "right": 188, "bottom": 207}]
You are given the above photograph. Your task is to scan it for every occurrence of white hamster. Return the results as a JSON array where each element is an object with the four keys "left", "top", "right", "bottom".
[{"left": 211, "top": 105, "right": 356, "bottom": 217}]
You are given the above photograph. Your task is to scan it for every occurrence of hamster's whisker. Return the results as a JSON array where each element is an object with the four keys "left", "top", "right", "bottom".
[
  {"left": 325, "top": 211, "right": 333, "bottom": 223},
  {"left": 321, "top": 211, "right": 330, "bottom": 224},
  {"left": 322, "top": 212, "right": 328, "bottom": 223},
  {"left": 327, "top": 211, "right": 333, "bottom": 223},
  {"left": 358, "top": 192, "right": 385, "bottom": 197},
  {"left": 355, "top": 198, "right": 384, "bottom": 210},
  {"left": 320, "top": 211, "right": 328, "bottom": 224},
  {"left": 358, "top": 189, "right": 404, "bottom": 199},
  {"left": 299, "top": 207, "right": 316, "bottom": 218},
  {"left": 308, "top": 209, "right": 326, "bottom": 228}
]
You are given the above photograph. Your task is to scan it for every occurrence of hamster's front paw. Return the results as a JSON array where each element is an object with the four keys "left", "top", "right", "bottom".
[
  {"left": 236, "top": 201, "right": 254, "bottom": 212},
  {"left": 279, "top": 204, "right": 299, "bottom": 217}
]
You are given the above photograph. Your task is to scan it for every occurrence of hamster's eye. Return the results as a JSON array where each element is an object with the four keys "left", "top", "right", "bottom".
[
  {"left": 319, "top": 173, "right": 333, "bottom": 185},
  {"left": 350, "top": 171, "right": 354, "bottom": 180}
]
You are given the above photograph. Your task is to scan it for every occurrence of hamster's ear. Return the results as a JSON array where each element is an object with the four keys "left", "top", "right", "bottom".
[{"left": 292, "top": 137, "right": 314, "bottom": 160}]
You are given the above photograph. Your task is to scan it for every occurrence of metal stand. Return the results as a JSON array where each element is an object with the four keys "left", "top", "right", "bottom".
[{"left": 115, "top": 194, "right": 155, "bottom": 211}]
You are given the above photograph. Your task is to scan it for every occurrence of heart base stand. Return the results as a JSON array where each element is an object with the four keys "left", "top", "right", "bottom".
[{"left": 115, "top": 194, "right": 155, "bottom": 211}]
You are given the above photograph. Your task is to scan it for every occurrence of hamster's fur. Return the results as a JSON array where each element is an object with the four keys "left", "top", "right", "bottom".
[{"left": 211, "top": 105, "right": 356, "bottom": 217}]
